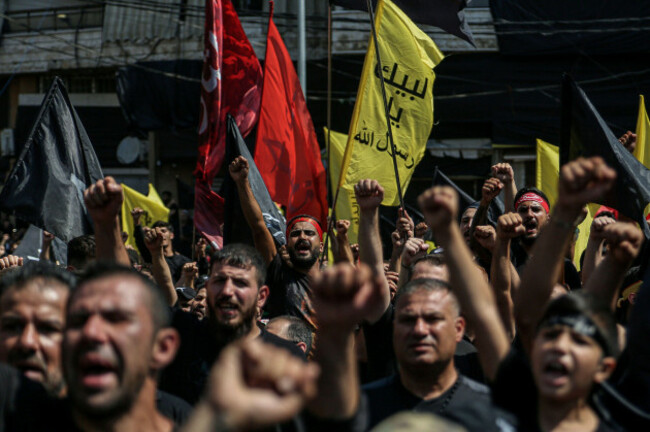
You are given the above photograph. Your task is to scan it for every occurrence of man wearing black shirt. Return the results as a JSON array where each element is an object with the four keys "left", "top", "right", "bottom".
[
  {"left": 160, "top": 243, "right": 304, "bottom": 405},
  {"left": 229, "top": 156, "right": 322, "bottom": 328},
  {"left": 306, "top": 268, "right": 500, "bottom": 431}
]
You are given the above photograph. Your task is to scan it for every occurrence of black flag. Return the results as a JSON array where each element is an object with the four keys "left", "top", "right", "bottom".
[
  {"left": 330, "top": 0, "right": 475, "bottom": 46},
  {"left": 560, "top": 75, "right": 650, "bottom": 238},
  {"left": 0, "top": 77, "right": 103, "bottom": 243},
  {"left": 223, "top": 115, "right": 286, "bottom": 246}
]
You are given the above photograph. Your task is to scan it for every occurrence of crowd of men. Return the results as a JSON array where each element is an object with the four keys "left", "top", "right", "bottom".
[{"left": 0, "top": 142, "right": 648, "bottom": 431}]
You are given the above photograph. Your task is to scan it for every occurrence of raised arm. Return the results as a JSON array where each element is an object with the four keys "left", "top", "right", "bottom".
[
  {"left": 229, "top": 156, "right": 277, "bottom": 264},
  {"left": 332, "top": 219, "right": 354, "bottom": 264},
  {"left": 308, "top": 263, "right": 385, "bottom": 420},
  {"left": 84, "top": 177, "right": 130, "bottom": 266},
  {"left": 583, "top": 222, "right": 643, "bottom": 311},
  {"left": 144, "top": 227, "right": 178, "bottom": 306},
  {"left": 388, "top": 209, "right": 414, "bottom": 272},
  {"left": 418, "top": 186, "right": 510, "bottom": 381},
  {"left": 176, "top": 262, "right": 199, "bottom": 289},
  {"left": 489, "top": 213, "right": 525, "bottom": 341},
  {"left": 581, "top": 216, "right": 616, "bottom": 285},
  {"left": 353, "top": 180, "right": 390, "bottom": 323},
  {"left": 516, "top": 157, "right": 616, "bottom": 354},
  {"left": 39, "top": 230, "right": 55, "bottom": 262},
  {"left": 469, "top": 177, "right": 502, "bottom": 258},
  {"left": 492, "top": 163, "right": 517, "bottom": 213}
]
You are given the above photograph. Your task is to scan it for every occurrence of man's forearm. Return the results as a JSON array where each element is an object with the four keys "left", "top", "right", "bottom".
[
  {"left": 308, "top": 330, "right": 359, "bottom": 419},
  {"left": 151, "top": 250, "right": 178, "bottom": 306},
  {"left": 358, "top": 209, "right": 389, "bottom": 322},
  {"left": 95, "top": 216, "right": 130, "bottom": 266},
  {"left": 490, "top": 239, "right": 515, "bottom": 340},
  {"left": 235, "top": 179, "right": 276, "bottom": 263}
]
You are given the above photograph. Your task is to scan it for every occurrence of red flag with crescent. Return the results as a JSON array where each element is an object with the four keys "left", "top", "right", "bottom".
[
  {"left": 195, "top": 0, "right": 263, "bottom": 184},
  {"left": 254, "top": 3, "right": 327, "bottom": 228}
]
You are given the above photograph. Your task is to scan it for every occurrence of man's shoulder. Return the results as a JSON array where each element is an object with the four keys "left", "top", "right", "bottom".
[
  {"left": 170, "top": 253, "right": 192, "bottom": 264},
  {"left": 457, "top": 374, "right": 490, "bottom": 397}
]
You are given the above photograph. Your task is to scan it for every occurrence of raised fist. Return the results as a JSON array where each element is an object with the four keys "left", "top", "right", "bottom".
[
  {"left": 589, "top": 216, "right": 617, "bottom": 240},
  {"left": 335, "top": 219, "right": 350, "bottom": 237},
  {"left": 600, "top": 222, "right": 643, "bottom": 265},
  {"left": 418, "top": 186, "right": 458, "bottom": 232},
  {"left": 557, "top": 157, "right": 616, "bottom": 214},
  {"left": 206, "top": 339, "right": 319, "bottom": 431},
  {"left": 619, "top": 131, "right": 637, "bottom": 153},
  {"left": 229, "top": 156, "right": 250, "bottom": 183},
  {"left": 401, "top": 237, "right": 429, "bottom": 267},
  {"left": 131, "top": 207, "right": 144, "bottom": 225},
  {"left": 84, "top": 177, "right": 124, "bottom": 225},
  {"left": 481, "top": 177, "right": 503, "bottom": 205},
  {"left": 414, "top": 222, "right": 428, "bottom": 239},
  {"left": 491, "top": 163, "right": 514, "bottom": 184},
  {"left": 396, "top": 208, "right": 414, "bottom": 239},
  {"left": 354, "top": 179, "right": 384, "bottom": 211},
  {"left": 42, "top": 230, "right": 55, "bottom": 244},
  {"left": 144, "top": 227, "right": 164, "bottom": 253},
  {"left": 497, "top": 212, "right": 525, "bottom": 239},
  {"left": 473, "top": 225, "right": 496, "bottom": 252},
  {"left": 182, "top": 262, "right": 199, "bottom": 278},
  {"left": 313, "top": 263, "right": 385, "bottom": 330}
]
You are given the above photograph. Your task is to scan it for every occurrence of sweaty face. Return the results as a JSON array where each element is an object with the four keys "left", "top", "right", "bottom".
[
  {"left": 531, "top": 325, "right": 610, "bottom": 403},
  {"left": 459, "top": 208, "right": 477, "bottom": 245},
  {"left": 393, "top": 289, "right": 464, "bottom": 372},
  {"left": 287, "top": 222, "right": 321, "bottom": 270},
  {"left": 207, "top": 263, "right": 264, "bottom": 342},
  {"left": 63, "top": 276, "right": 155, "bottom": 417},
  {"left": 516, "top": 201, "right": 549, "bottom": 242},
  {"left": 0, "top": 280, "right": 67, "bottom": 395}
]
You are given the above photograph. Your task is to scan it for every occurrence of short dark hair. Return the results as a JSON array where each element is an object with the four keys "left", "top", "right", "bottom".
[
  {"left": 0, "top": 261, "right": 75, "bottom": 299},
  {"left": 67, "top": 235, "right": 95, "bottom": 271},
  {"left": 210, "top": 243, "right": 267, "bottom": 287},
  {"left": 514, "top": 187, "right": 550, "bottom": 211},
  {"left": 270, "top": 315, "right": 314, "bottom": 354},
  {"left": 395, "top": 278, "right": 459, "bottom": 316},
  {"left": 537, "top": 291, "right": 619, "bottom": 358},
  {"left": 412, "top": 254, "right": 446, "bottom": 269},
  {"left": 152, "top": 221, "right": 174, "bottom": 233},
  {"left": 73, "top": 261, "right": 170, "bottom": 330}
]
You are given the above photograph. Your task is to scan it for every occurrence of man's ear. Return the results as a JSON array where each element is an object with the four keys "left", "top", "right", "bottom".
[
  {"left": 257, "top": 285, "right": 270, "bottom": 309},
  {"left": 454, "top": 316, "right": 466, "bottom": 343},
  {"left": 151, "top": 328, "right": 180, "bottom": 370},
  {"left": 594, "top": 357, "right": 616, "bottom": 384},
  {"left": 296, "top": 341, "right": 308, "bottom": 354}
]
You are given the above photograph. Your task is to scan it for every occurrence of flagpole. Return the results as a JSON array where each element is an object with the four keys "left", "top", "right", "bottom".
[
  {"left": 365, "top": 0, "right": 404, "bottom": 209},
  {"left": 321, "top": 3, "right": 334, "bottom": 265}
]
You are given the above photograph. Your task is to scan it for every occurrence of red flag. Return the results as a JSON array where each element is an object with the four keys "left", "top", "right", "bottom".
[
  {"left": 196, "top": 0, "right": 263, "bottom": 184},
  {"left": 254, "top": 4, "right": 327, "bottom": 228},
  {"left": 194, "top": 181, "right": 224, "bottom": 249}
]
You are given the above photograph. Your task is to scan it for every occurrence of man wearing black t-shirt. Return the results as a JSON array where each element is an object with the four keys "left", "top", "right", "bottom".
[
  {"left": 306, "top": 267, "right": 504, "bottom": 431},
  {"left": 229, "top": 156, "right": 323, "bottom": 328},
  {"left": 159, "top": 243, "right": 304, "bottom": 405}
]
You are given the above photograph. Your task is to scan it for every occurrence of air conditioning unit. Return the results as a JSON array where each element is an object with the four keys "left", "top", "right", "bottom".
[{"left": 0, "top": 129, "right": 14, "bottom": 157}]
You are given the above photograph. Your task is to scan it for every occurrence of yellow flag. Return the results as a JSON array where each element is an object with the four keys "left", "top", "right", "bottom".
[
  {"left": 326, "top": 127, "right": 360, "bottom": 244},
  {"left": 339, "top": 0, "right": 444, "bottom": 206},
  {"left": 121, "top": 184, "right": 170, "bottom": 250},
  {"left": 536, "top": 139, "right": 560, "bottom": 208},
  {"left": 634, "top": 95, "right": 650, "bottom": 168},
  {"left": 535, "top": 139, "right": 596, "bottom": 270}
]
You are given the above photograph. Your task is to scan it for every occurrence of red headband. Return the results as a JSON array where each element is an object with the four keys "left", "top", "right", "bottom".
[
  {"left": 287, "top": 217, "right": 323, "bottom": 240},
  {"left": 515, "top": 193, "right": 549, "bottom": 213}
]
